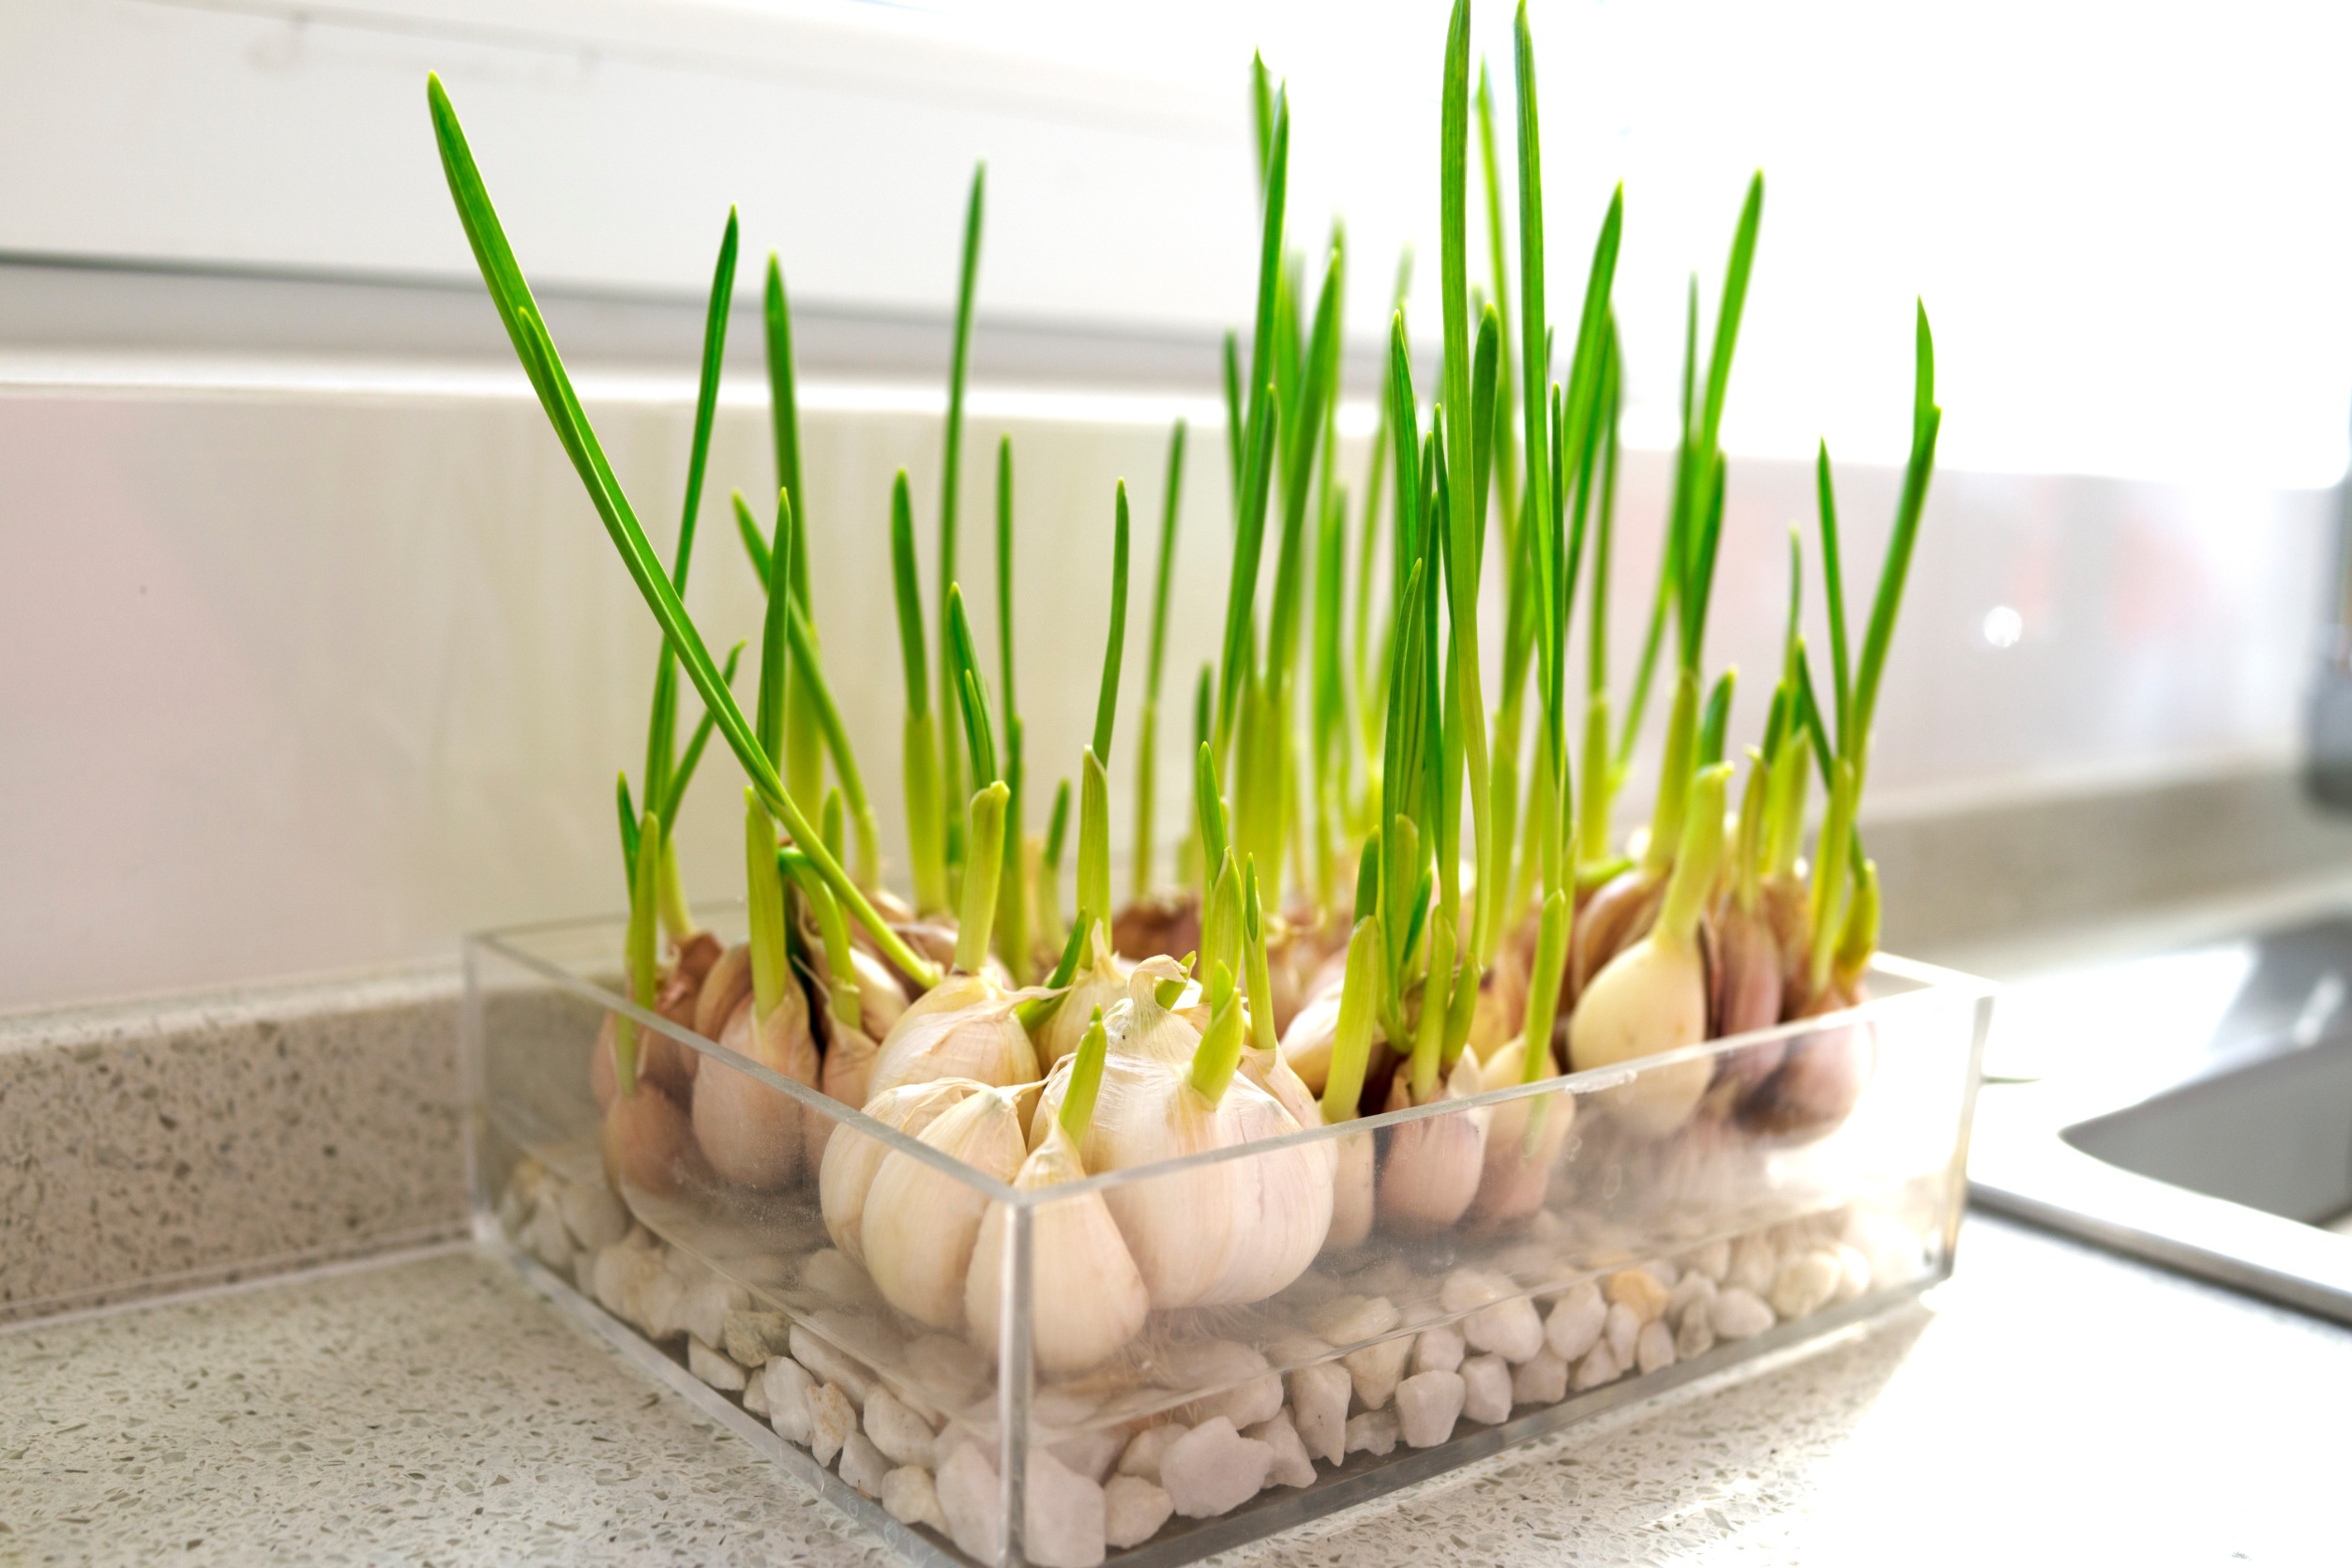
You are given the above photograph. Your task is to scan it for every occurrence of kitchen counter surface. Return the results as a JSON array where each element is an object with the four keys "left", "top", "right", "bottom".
[{"left": 7, "top": 1211, "right": 2347, "bottom": 1567}]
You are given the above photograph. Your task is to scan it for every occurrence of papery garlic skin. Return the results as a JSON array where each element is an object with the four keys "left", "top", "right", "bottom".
[
  {"left": 850, "top": 946, "right": 912, "bottom": 1039},
  {"left": 820, "top": 1078, "right": 981, "bottom": 1264},
  {"left": 861, "top": 1086, "right": 1028, "bottom": 1328},
  {"left": 692, "top": 986, "right": 822, "bottom": 1188},
  {"left": 1376, "top": 1050, "right": 1490, "bottom": 1237},
  {"left": 1466, "top": 1036, "right": 1574, "bottom": 1227},
  {"left": 863, "top": 972, "right": 1039, "bottom": 1104},
  {"left": 1568, "top": 936, "right": 1711, "bottom": 1138},
  {"left": 694, "top": 943, "right": 755, "bottom": 1041},
  {"left": 601, "top": 1081, "right": 700, "bottom": 1198},
  {"left": 964, "top": 1121, "right": 1149, "bottom": 1372}
]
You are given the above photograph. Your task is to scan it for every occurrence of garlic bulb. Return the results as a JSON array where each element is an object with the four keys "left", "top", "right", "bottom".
[
  {"left": 863, "top": 973, "right": 1039, "bottom": 1103},
  {"left": 1569, "top": 763, "right": 1732, "bottom": 1139},
  {"left": 1375, "top": 1048, "right": 1490, "bottom": 1237},
  {"left": 861, "top": 1084, "right": 1028, "bottom": 1328},
  {"left": 692, "top": 983, "right": 821, "bottom": 1188},
  {"left": 1033, "top": 966, "right": 1330, "bottom": 1308},
  {"left": 964, "top": 1013, "right": 1149, "bottom": 1371},
  {"left": 1465, "top": 1034, "right": 1573, "bottom": 1227},
  {"left": 819, "top": 1078, "right": 981, "bottom": 1264}
]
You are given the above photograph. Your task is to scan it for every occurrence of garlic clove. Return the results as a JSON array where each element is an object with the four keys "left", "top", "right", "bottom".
[
  {"left": 820, "top": 1078, "right": 981, "bottom": 1264},
  {"left": 1465, "top": 1036, "right": 1574, "bottom": 1228},
  {"left": 1568, "top": 935, "right": 1711, "bottom": 1138},
  {"left": 852, "top": 945, "right": 912, "bottom": 1039},
  {"left": 601, "top": 1078, "right": 701, "bottom": 1198},
  {"left": 694, "top": 942, "right": 755, "bottom": 1042},
  {"left": 1275, "top": 984, "right": 1342, "bottom": 1095},
  {"left": 1038, "top": 930, "right": 1133, "bottom": 1068},
  {"left": 1569, "top": 867, "right": 1664, "bottom": 1003},
  {"left": 865, "top": 972, "right": 1039, "bottom": 1104},
  {"left": 965, "top": 1123, "right": 1150, "bottom": 1372},
  {"left": 862, "top": 1087, "right": 1028, "bottom": 1328},
  {"left": 692, "top": 987, "right": 821, "bottom": 1189},
  {"left": 1324, "top": 1127, "right": 1376, "bottom": 1252},
  {"left": 1376, "top": 1050, "right": 1491, "bottom": 1237}
]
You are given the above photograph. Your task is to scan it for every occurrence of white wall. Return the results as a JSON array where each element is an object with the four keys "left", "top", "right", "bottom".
[{"left": 3, "top": 351, "right": 2330, "bottom": 1010}]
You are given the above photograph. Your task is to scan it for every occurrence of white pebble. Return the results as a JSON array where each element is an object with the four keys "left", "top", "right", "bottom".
[
  {"left": 936, "top": 1443, "right": 1003, "bottom": 1562},
  {"left": 639, "top": 1269, "right": 687, "bottom": 1342},
  {"left": 1605, "top": 1269, "right": 1672, "bottom": 1325},
  {"left": 1636, "top": 1319, "right": 1676, "bottom": 1375},
  {"left": 1246, "top": 1410, "right": 1318, "bottom": 1487},
  {"left": 1160, "top": 1417, "right": 1274, "bottom": 1518},
  {"left": 1711, "top": 1287, "right": 1775, "bottom": 1340},
  {"left": 1308, "top": 1293, "right": 1401, "bottom": 1345},
  {"left": 1832, "top": 1243, "right": 1872, "bottom": 1302},
  {"left": 763, "top": 1356, "right": 815, "bottom": 1444},
  {"left": 865, "top": 1387, "right": 938, "bottom": 1470},
  {"left": 1201, "top": 1372, "right": 1285, "bottom": 1432},
  {"left": 1049, "top": 1430, "right": 1125, "bottom": 1485},
  {"left": 684, "top": 1277, "right": 750, "bottom": 1349},
  {"left": 1571, "top": 1341, "right": 1621, "bottom": 1391},
  {"left": 687, "top": 1337, "right": 747, "bottom": 1392},
  {"left": 1395, "top": 1370, "right": 1466, "bottom": 1448},
  {"left": 790, "top": 1324, "right": 874, "bottom": 1406},
  {"left": 882, "top": 1465, "right": 947, "bottom": 1533},
  {"left": 1289, "top": 1363, "right": 1351, "bottom": 1466},
  {"left": 1681, "top": 1240, "right": 1730, "bottom": 1282},
  {"left": 1439, "top": 1267, "right": 1508, "bottom": 1314},
  {"left": 1461, "top": 1354, "right": 1514, "bottom": 1424},
  {"left": 1342, "top": 1335, "right": 1412, "bottom": 1411},
  {"left": 555, "top": 1180, "right": 630, "bottom": 1250},
  {"left": 722, "top": 1309, "right": 791, "bottom": 1368},
  {"left": 1727, "top": 1235, "right": 1778, "bottom": 1295},
  {"left": 1545, "top": 1283, "right": 1606, "bottom": 1362},
  {"left": 1104, "top": 1476, "right": 1175, "bottom": 1549},
  {"left": 1466, "top": 1296, "right": 1545, "bottom": 1364},
  {"left": 1605, "top": 1303, "right": 1640, "bottom": 1367},
  {"left": 1511, "top": 1350, "right": 1568, "bottom": 1406},
  {"left": 592, "top": 1241, "right": 657, "bottom": 1323},
  {"left": 808, "top": 1381, "right": 858, "bottom": 1466},
  {"left": 1413, "top": 1323, "right": 1466, "bottom": 1375},
  {"left": 1675, "top": 1311, "right": 1714, "bottom": 1361},
  {"left": 520, "top": 1200, "right": 574, "bottom": 1272},
  {"left": 1116, "top": 1423, "right": 1187, "bottom": 1482},
  {"left": 840, "top": 1431, "right": 892, "bottom": 1498},
  {"left": 1771, "top": 1251, "right": 1842, "bottom": 1321},
  {"left": 1343, "top": 1409, "right": 1399, "bottom": 1456},
  {"left": 740, "top": 1370, "right": 769, "bottom": 1416},
  {"left": 903, "top": 1334, "right": 990, "bottom": 1405},
  {"left": 1666, "top": 1271, "right": 1718, "bottom": 1328},
  {"left": 1024, "top": 1446, "right": 1107, "bottom": 1568}
]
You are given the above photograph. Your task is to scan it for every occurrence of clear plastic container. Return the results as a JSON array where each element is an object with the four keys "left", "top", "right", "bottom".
[{"left": 463, "top": 912, "right": 1990, "bottom": 1568}]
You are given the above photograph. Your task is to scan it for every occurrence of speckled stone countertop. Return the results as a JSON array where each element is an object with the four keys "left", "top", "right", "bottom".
[{"left": 8, "top": 1213, "right": 2347, "bottom": 1566}]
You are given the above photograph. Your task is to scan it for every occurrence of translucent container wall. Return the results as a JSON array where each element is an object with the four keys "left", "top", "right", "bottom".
[{"left": 465, "top": 914, "right": 1990, "bottom": 1568}]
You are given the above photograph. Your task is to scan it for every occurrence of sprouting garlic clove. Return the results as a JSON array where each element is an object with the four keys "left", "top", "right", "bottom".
[
  {"left": 1569, "top": 867, "right": 1664, "bottom": 1004},
  {"left": 694, "top": 942, "right": 755, "bottom": 1042},
  {"left": 851, "top": 945, "right": 912, "bottom": 1039},
  {"left": 692, "top": 986, "right": 821, "bottom": 1189},
  {"left": 864, "top": 972, "right": 1039, "bottom": 1105},
  {"left": 820, "top": 1078, "right": 982, "bottom": 1264},
  {"left": 1376, "top": 1050, "right": 1491, "bottom": 1238},
  {"left": 814, "top": 1021, "right": 880, "bottom": 1162},
  {"left": 1568, "top": 935, "right": 1711, "bottom": 1138},
  {"left": 1037, "top": 929, "right": 1132, "bottom": 1068},
  {"left": 601, "top": 1078, "right": 701, "bottom": 1199},
  {"left": 1466, "top": 1036, "right": 1574, "bottom": 1228},
  {"left": 862, "top": 1087, "right": 1028, "bottom": 1328},
  {"left": 964, "top": 1122, "right": 1149, "bottom": 1372}
]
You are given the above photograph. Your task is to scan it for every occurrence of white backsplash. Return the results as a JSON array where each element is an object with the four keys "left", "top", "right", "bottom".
[{"left": 1, "top": 352, "right": 2334, "bottom": 1008}]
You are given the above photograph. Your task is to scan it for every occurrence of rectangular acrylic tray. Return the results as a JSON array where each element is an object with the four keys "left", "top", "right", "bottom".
[{"left": 462, "top": 912, "right": 1991, "bottom": 1568}]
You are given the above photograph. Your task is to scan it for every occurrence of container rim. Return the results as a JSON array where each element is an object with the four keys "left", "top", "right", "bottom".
[{"left": 467, "top": 912, "right": 1997, "bottom": 1207}]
